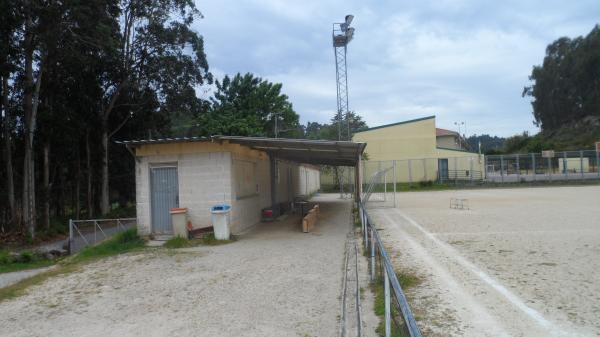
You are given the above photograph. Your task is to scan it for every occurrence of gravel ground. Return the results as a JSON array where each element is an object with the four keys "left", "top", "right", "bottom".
[
  {"left": 0, "top": 266, "right": 56, "bottom": 289},
  {"left": 370, "top": 185, "right": 600, "bottom": 337},
  {"left": 0, "top": 194, "right": 377, "bottom": 337}
]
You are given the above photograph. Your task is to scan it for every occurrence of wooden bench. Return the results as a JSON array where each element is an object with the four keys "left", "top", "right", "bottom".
[{"left": 302, "top": 204, "right": 320, "bottom": 233}]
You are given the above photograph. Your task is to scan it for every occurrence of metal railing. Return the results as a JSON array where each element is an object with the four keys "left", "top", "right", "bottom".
[
  {"left": 358, "top": 201, "right": 422, "bottom": 337},
  {"left": 68, "top": 218, "right": 136, "bottom": 254},
  {"left": 439, "top": 169, "right": 483, "bottom": 183}
]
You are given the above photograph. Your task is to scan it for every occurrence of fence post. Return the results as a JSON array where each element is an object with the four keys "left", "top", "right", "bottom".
[
  {"left": 384, "top": 267, "right": 391, "bottom": 337},
  {"left": 408, "top": 160, "right": 412, "bottom": 185},
  {"left": 500, "top": 155, "right": 504, "bottom": 183},
  {"left": 563, "top": 152, "right": 568, "bottom": 180},
  {"left": 597, "top": 151, "right": 600, "bottom": 178},
  {"left": 423, "top": 158, "right": 427, "bottom": 181},
  {"left": 547, "top": 157, "right": 551, "bottom": 181},
  {"left": 393, "top": 160, "right": 397, "bottom": 208},
  {"left": 532, "top": 153, "right": 536, "bottom": 182},
  {"left": 580, "top": 150, "right": 584, "bottom": 179},
  {"left": 370, "top": 227, "right": 375, "bottom": 282},
  {"left": 484, "top": 155, "right": 488, "bottom": 180},
  {"left": 469, "top": 157, "right": 474, "bottom": 184},
  {"left": 68, "top": 219, "right": 73, "bottom": 254},
  {"left": 363, "top": 210, "right": 368, "bottom": 250},
  {"left": 383, "top": 169, "right": 387, "bottom": 202},
  {"left": 516, "top": 154, "right": 520, "bottom": 181}
]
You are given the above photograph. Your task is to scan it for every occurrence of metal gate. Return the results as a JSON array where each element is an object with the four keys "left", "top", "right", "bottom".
[
  {"left": 150, "top": 166, "right": 179, "bottom": 234},
  {"left": 438, "top": 158, "right": 449, "bottom": 181}
]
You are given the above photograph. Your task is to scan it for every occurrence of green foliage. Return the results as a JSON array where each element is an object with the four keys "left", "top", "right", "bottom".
[
  {"left": 466, "top": 134, "right": 505, "bottom": 154},
  {"left": 74, "top": 229, "right": 144, "bottom": 262},
  {"left": 524, "top": 25, "right": 600, "bottom": 130},
  {"left": 0, "top": 250, "right": 54, "bottom": 274},
  {"left": 201, "top": 233, "right": 234, "bottom": 246},
  {"left": 195, "top": 73, "right": 300, "bottom": 137},
  {"left": 371, "top": 271, "right": 422, "bottom": 337},
  {"left": 164, "top": 236, "right": 192, "bottom": 249}
]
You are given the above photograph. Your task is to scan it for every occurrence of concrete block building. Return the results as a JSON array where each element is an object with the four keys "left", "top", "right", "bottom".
[
  {"left": 352, "top": 116, "right": 484, "bottom": 182},
  {"left": 118, "top": 136, "right": 364, "bottom": 236}
]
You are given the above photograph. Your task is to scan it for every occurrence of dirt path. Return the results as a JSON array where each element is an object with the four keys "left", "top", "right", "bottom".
[
  {"left": 0, "top": 194, "right": 378, "bottom": 337},
  {"left": 371, "top": 186, "right": 600, "bottom": 337}
]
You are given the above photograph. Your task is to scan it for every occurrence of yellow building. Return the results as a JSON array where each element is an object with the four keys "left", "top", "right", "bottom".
[{"left": 352, "top": 116, "right": 484, "bottom": 182}]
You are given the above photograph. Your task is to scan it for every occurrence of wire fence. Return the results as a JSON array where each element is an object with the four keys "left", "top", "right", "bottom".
[
  {"left": 68, "top": 218, "right": 136, "bottom": 254},
  {"left": 485, "top": 150, "right": 600, "bottom": 183}
]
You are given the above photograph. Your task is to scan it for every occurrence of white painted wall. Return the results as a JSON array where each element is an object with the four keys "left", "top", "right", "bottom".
[{"left": 135, "top": 152, "right": 231, "bottom": 236}]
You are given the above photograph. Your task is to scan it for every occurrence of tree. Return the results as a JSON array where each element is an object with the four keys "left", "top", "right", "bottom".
[
  {"left": 198, "top": 73, "right": 299, "bottom": 137},
  {"left": 96, "top": 0, "right": 211, "bottom": 214},
  {"left": 524, "top": 25, "right": 600, "bottom": 130}
]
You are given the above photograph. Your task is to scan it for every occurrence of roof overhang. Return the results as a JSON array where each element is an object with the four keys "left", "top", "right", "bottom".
[{"left": 116, "top": 135, "right": 366, "bottom": 167}]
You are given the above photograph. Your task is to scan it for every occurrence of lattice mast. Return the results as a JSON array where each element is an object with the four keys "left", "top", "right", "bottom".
[{"left": 332, "top": 15, "right": 355, "bottom": 198}]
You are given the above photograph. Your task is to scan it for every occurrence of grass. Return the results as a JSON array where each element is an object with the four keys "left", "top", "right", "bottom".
[
  {"left": 0, "top": 228, "right": 145, "bottom": 303},
  {"left": 372, "top": 270, "right": 422, "bottom": 337},
  {"left": 164, "top": 233, "right": 235, "bottom": 249},
  {"left": 0, "top": 250, "right": 55, "bottom": 274}
]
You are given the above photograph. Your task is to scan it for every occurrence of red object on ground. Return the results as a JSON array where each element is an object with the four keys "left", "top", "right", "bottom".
[{"left": 170, "top": 207, "right": 188, "bottom": 213}]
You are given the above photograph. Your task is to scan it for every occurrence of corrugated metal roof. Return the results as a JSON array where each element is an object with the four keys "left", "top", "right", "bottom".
[{"left": 116, "top": 135, "right": 366, "bottom": 166}]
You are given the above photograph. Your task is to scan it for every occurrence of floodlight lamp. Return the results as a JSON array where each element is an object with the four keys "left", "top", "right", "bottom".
[
  {"left": 345, "top": 14, "right": 354, "bottom": 25},
  {"left": 340, "top": 22, "right": 348, "bottom": 32},
  {"left": 345, "top": 27, "right": 355, "bottom": 41}
]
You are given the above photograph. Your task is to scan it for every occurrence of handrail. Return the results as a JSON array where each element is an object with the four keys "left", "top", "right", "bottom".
[{"left": 359, "top": 201, "right": 422, "bottom": 337}]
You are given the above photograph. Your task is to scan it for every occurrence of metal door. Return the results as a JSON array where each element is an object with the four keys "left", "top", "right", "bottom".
[
  {"left": 150, "top": 166, "right": 179, "bottom": 234},
  {"left": 438, "top": 159, "right": 449, "bottom": 181}
]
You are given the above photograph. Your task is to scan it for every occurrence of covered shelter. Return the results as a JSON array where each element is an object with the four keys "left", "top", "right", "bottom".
[{"left": 117, "top": 136, "right": 365, "bottom": 236}]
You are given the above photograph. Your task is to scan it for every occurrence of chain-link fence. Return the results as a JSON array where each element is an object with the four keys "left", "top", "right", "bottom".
[
  {"left": 486, "top": 150, "right": 600, "bottom": 183},
  {"left": 68, "top": 218, "right": 136, "bottom": 254}
]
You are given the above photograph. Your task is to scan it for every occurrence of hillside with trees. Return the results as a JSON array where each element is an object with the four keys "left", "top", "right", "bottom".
[{"left": 518, "top": 24, "right": 600, "bottom": 152}]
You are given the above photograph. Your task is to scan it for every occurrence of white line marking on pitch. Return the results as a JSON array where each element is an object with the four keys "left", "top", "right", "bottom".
[{"left": 390, "top": 208, "right": 579, "bottom": 337}]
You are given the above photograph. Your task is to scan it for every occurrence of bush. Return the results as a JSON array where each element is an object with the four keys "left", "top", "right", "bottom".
[{"left": 75, "top": 229, "right": 144, "bottom": 262}]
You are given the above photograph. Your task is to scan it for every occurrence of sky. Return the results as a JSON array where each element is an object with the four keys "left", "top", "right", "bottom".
[{"left": 193, "top": 0, "right": 600, "bottom": 137}]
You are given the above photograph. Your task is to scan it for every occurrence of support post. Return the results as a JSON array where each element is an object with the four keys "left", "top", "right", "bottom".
[
  {"left": 393, "top": 160, "right": 397, "bottom": 208},
  {"left": 68, "top": 219, "right": 73, "bottom": 255},
  {"left": 383, "top": 168, "right": 387, "bottom": 202},
  {"left": 547, "top": 157, "right": 551, "bottom": 181},
  {"left": 384, "top": 267, "right": 391, "bottom": 337},
  {"left": 423, "top": 158, "right": 428, "bottom": 181}
]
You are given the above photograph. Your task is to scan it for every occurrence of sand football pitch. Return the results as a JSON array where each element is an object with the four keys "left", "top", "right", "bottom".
[{"left": 370, "top": 185, "right": 600, "bottom": 337}]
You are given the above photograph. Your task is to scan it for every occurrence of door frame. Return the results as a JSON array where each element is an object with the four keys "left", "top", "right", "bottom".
[{"left": 149, "top": 163, "right": 179, "bottom": 234}]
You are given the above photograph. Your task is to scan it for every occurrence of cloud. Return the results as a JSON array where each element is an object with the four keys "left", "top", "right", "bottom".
[{"left": 193, "top": 0, "right": 600, "bottom": 137}]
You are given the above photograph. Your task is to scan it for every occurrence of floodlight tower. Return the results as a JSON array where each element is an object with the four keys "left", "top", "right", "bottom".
[{"left": 333, "top": 15, "right": 355, "bottom": 141}]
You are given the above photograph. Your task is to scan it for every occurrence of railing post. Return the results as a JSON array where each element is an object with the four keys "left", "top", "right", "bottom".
[
  {"left": 68, "top": 219, "right": 73, "bottom": 255},
  {"left": 384, "top": 267, "right": 391, "bottom": 337},
  {"left": 363, "top": 211, "right": 368, "bottom": 250},
  {"left": 547, "top": 156, "right": 552, "bottom": 181},
  {"left": 370, "top": 227, "right": 375, "bottom": 282}
]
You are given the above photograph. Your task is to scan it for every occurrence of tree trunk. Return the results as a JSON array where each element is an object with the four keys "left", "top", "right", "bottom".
[
  {"left": 100, "top": 125, "right": 109, "bottom": 215},
  {"left": 86, "top": 132, "right": 94, "bottom": 218},
  {"left": 43, "top": 143, "right": 50, "bottom": 230},
  {"left": 1, "top": 75, "right": 16, "bottom": 225}
]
